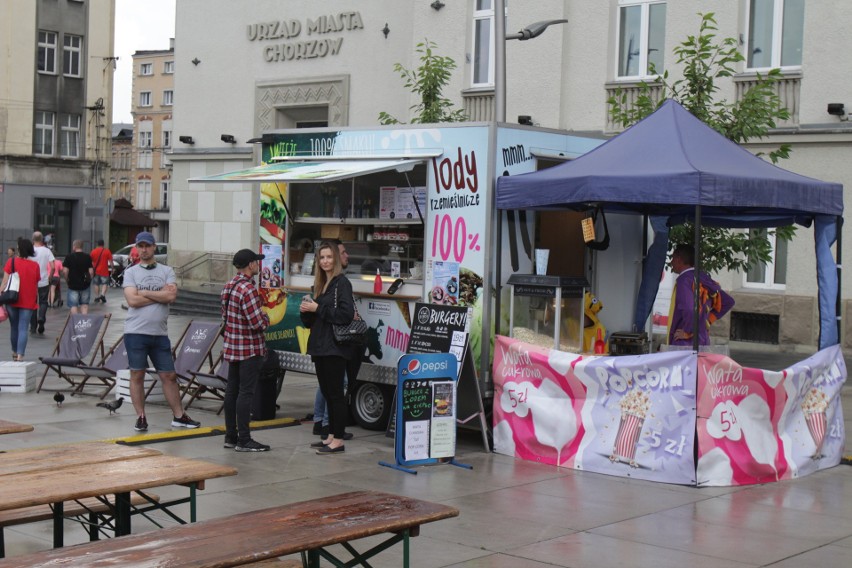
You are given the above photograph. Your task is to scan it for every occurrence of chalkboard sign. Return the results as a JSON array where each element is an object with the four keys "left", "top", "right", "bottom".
[
  {"left": 408, "top": 303, "right": 470, "bottom": 360},
  {"left": 393, "top": 353, "right": 458, "bottom": 467}
]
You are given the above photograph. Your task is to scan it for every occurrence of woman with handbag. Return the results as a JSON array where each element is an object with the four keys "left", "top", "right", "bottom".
[
  {"left": 1, "top": 239, "right": 41, "bottom": 361},
  {"left": 299, "top": 241, "right": 355, "bottom": 455}
]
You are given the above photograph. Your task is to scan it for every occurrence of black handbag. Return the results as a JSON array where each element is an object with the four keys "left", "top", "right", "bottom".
[
  {"left": 332, "top": 282, "right": 367, "bottom": 345},
  {"left": 0, "top": 258, "right": 20, "bottom": 305}
]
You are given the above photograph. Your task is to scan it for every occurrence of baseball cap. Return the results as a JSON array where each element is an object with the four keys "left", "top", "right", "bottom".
[
  {"left": 233, "top": 249, "right": 265, "bottom": 268},
  {"left": 135, "top": 231, "right": 156, "bottom": 245}
]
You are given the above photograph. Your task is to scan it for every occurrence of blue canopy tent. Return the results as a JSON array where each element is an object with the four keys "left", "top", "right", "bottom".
[{"left": 496, "top": 100, "right": 844, "bottom": 349}]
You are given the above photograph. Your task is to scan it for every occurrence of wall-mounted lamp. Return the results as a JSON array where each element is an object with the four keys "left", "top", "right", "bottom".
[
  {"left": 178, "top": 135, "right": 194, "bottom": 144},
  {"left": 246, "top": 134, "right": 276, "bottom": 144},
  {"left": 827, "top": 103, "right": 847, "bottom": 120},
  {"left": 220, "top": 134, "right": 237, "bottom": 144},
  {"left": 431, "top": 0, "right": 445, "bottom": 10},
  {"left": 191, "top": 58, "right": 201, "bottom": 66},
  {"left": 518, "top": 115, "right": 533, "bottom": 126},
  {"left": 382, "top": 23, "right": 390, "bottom": 38}
]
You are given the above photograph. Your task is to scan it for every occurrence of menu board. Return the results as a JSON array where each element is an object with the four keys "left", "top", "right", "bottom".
[
  {"left": 394, "top": 353, "right": 458, "bottom": 466},
  {"left": 408, "top": 303, "right": 470, "bottom": 364}
]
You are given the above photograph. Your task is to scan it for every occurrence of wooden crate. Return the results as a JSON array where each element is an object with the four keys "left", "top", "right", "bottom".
[
  {"left": 0, "top": 362, "right": 38, "bottom": 393},
  {"left": 115, "top": 370, "right": 166, "bottom": 403}
]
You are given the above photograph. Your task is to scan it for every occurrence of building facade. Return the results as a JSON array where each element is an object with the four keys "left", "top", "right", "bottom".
[
  {"left": 170, "top": 0, "right": 852, "bottom": 351},
  {"left": 130, "top": 43, "right": 174, "bottom": 244},
  {"left": 0, "top": 0, "right": 114, "bottom": 256}
]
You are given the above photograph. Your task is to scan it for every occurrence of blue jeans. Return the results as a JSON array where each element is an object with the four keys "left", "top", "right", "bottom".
[
  {"left": 7, "top": 306, "right": 34, "bottom": 356},
  {"left": 125, "top": 334, "right": 175, "bottom": 372},
  {"left": 314, "top": 371, "right": 348, "bottom": 427},
  {"left": 224, "top": 355, "right": 263, "bottom": 444}
]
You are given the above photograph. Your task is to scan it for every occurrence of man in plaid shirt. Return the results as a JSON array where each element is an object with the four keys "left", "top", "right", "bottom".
[{"left": 221, "top": 249, "right": 271, "bottom": 452}]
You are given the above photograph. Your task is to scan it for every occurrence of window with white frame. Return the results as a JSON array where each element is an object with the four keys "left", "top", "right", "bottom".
[
  {"left": 63, "top": 34, "right": 82, "bottom": 77},
  {"left": 616, "top": 1, "right": 667, "bottom": 79},
  {"left": 163, "top": 90, "right": 173, "bottom": 106},
  {"left": 140, "top": 62, "right": 153, "bottom": 75},
  {"left": 138, "top": 128, "right": 153, "bottom": 169},
  {"left": 136, "top": 180, "right": 152, "bottom": 210},
  {"left": 746, "top": 0, "right": 804, "bottom": 69},
  {"left": 34, "top": 111, "right": 55, "bottom": 155},
  {"left": 745, "top": 228, "right": 787, "bottom": 288},
  {"left": 164, "top": 60, "right": 174, "bottom": 74},
  {"left": 138, "top": 130, "right": 152, "bottom": 148},
  {"left": 38, "top": 31, "right": 57, "bottom": 74},
  {"left": 59, "top": 114, "right": 80, "bottom": 158},
  {"left": 471, "top": 0, "right": 494, "bottom": 87},
  {"left": 139, "top": 91, "right": 152, "bottom": 106},
  {"left": 160, "top": 180, "right": 170, "bottom": 208},
  {"left": 162, "top": 130, "right": 171, "bottom": 148}
]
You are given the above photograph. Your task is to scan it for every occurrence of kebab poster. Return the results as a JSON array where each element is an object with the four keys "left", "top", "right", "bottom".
[
  {"left": 260, "top": 182, "right": 287, "bottom": 244},
  {"left": 258, "top": 182, "right": 294, "bottom": 350}
]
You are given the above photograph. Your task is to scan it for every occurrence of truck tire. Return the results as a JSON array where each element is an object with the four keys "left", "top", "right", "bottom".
[{"left": 349, "top": 381, "right": 392, "bottom": 430}]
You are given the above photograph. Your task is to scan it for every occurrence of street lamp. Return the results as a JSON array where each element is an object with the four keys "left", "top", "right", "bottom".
[{"left": 494, "top": 0, "right": 567, "bottom": 122}]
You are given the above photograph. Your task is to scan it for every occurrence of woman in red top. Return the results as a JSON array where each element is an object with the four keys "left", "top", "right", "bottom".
[{"left": 1, "top": 239, "right": 41, "bottom": 361}]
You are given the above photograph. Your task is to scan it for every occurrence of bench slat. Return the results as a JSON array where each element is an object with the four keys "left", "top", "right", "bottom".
[
  {"left": 0, "top": 443, "right": 159, "bottom": 477},
  {"left": 0, "top": 491, "right": 459, "bottom": 567},
  {"left": 0, "top": 493, "right": 159, "bottom": 527}
]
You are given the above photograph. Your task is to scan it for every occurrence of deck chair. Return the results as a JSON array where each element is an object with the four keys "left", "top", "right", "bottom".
[
  {"left": 73, "top": 336, "right": 128, "bottom": 399},
  {"left": 144, "top": 319, "right": 222, "bottom": 401},
  {"left": 183, "top": 353, "right": 229, "bottom": 415},
  {"left": 37, "top": 313, "right": 112, "bottom": 393}
]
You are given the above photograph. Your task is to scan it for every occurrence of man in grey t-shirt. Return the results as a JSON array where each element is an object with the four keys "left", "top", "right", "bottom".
[{"left": 123, "top": 231, "right": 199, "bottom": 432}]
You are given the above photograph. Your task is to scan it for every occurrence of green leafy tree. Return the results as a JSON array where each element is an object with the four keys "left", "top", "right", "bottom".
[
  {"left": 608, "top": 12, "right": 794, "bottom": 274},
  {"left": 379, "top": 39, "right": 467, "bottom": 125}
]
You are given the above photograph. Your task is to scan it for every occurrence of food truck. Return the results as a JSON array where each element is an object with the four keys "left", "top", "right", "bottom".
[{"left": 192, "top": 123, "right": 604, "bottom": 429}]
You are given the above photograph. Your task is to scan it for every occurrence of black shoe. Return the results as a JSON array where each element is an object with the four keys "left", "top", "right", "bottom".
[
  {"left": 312, "top": 421, "right": 323, "bottom": 435},
  {"left": 320, "top": 425, "right": 329, "bottom": 438},
  {"left": 343, "top": 432, "right": 354, "bottom": 441},
  {"left": 235, "top": 439, "right": 270, "bottom": 452},
  {"left": 310, "top": 440, "right": 327, "bottom": 448},
  {"left": 171, "top": 414, "right": 200, "bottom": 428},
  {"left": 134, "top": 416, "right": 148, "bottom": 432},
  {"left": 37, "top": 323, "right": 45, "bottom": 334},
  {"left": 101, "top": 296, "right": 107, "bottom": 304},
  {"left": 316, "top": 444, "right": 344, "bottom": 455},
  {"left": 223, "top": 437, "right": 237, "bottom": 449}
]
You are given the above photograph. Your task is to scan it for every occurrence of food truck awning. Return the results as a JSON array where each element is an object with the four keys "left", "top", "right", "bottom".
[{"left": 189, "top": 159, "right": 425, "bottom": 184}]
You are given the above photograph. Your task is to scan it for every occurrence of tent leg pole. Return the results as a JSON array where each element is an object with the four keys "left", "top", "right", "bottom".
[
  {"left": 495, "top": 211, "right": 504, "bottom": 342},
  {"left": 693, "top": 207, "right": 702, "bottom": 352},
  {"left": 836, "top": 215, "right": 843, "bottom": 345}
]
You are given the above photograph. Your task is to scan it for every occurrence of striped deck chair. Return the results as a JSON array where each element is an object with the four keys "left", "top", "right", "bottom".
[
  {"left": 183, "top": 353, "right": 229, "bottom": 415},
  {"left": 144, "top": 319, "right": 222, "bottom": 401},
  {"left": 37, "top": 313, "right": 112, "bottom": 393},
  {"left": 73, "top": 336, "right": 128, "bottom": 399}
]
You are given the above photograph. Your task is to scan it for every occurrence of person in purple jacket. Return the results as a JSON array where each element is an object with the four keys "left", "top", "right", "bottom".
[{"left": 668, "top": 244, "right": 734, "bottom": 346}]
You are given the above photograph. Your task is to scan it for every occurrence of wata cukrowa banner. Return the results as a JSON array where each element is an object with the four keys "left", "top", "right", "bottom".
[
  {"left": 696, "top": 345, "right": 846, "bottom": 486},
  {"left": 572, "top": 350, "right": 697, "bottom": 485},
  {"left": 492, "top": 336, "right": 587, "bottom": 468}
]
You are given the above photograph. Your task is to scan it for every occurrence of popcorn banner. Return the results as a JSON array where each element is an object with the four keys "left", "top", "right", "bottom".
[
  {"left": 493, "top": 336, "right": 847, "bottom": 486},
  {"left": 696, "top": 344, "right": 847, "bottom": 486}
]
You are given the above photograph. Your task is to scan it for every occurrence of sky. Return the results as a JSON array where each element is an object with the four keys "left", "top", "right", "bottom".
[{"left": 112, "top": 0, "right": 176, "bottom": 124}]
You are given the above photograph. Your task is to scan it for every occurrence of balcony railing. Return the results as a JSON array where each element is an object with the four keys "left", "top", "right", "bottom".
[
  {"left": 604, "top": 81, "right": 664, "bottom": 133},
  {"left": 462, "top": 89, "right": 495, "bottom": 122},
  {"left": 733, "top": 71, "right": 801, "bottom": 128}
]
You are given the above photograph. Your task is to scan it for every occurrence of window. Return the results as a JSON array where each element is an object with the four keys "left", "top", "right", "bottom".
[
  {"left": 136, "top": 180, "right": 152, "bottom": 210},
  {"left": 746, "top": 0, "right": 804, "bottom": 69},
  {"left": 160, "top": 180, "right": 170, "bottom": 208},
  {"left": 163, "top": 90, "right": 173, "bottom": 106},
  {"left": 471, "top": 0, "right": 494, "bottom": 87},
  {"left": 59, "top": 114, "right": 80, "bottom": 158},
  {"left": 138, "top": 130, "right": 153, "bottom": 169},
  {"left": 164, "top": 60, "right": 174, "bottom": 74},
  {"left": 140, "top": 62, "right": 153, "bottom": 75},
  {"left": 745, "top": 228, "right": 787, "bottom": 289},
  {"left": 34, "top": 111, "right": 55, "bottom": 155},
  {"left": 616, "top": 1, "right": 666, "bottom": 78},
  {"left": 138, "top": 131, "right": 152, "bottom": 148},
  {"left": 63, "top": 34, "right": 82, "bottom": 77},
  {"left": 38, "top": 31, "right": 57, "bottom": 74},
  {"left": 139, "top": 91, "right": 152, "bottom": 106},
  {"left": 162, "top": 130, "right": 172, "bottom": 148}
]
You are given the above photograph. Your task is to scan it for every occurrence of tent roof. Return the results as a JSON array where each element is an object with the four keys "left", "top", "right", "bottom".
[
  {"left": 496, "top": 100, "right": 843, "bottom": 223},
  {"left": 110, "top": 199, "right": 156, "bottom": 227}
]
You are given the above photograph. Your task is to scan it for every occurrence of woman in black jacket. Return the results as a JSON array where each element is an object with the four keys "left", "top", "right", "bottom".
[{"left": 299, "top": 241, "right": 355, "bottom": 454}]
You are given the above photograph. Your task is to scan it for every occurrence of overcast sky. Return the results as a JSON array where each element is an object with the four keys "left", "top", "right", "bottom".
[{"left": 112, "top": 0, "right": 176, "bottom": 124}]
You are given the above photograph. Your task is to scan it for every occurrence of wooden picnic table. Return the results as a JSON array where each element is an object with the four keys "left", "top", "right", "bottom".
[
  {"left": 0, "top": 490, "right": 460, "bottom": 567},
  {"left": 0, "top": 441, "right": 159, "bottom": 476},
  {"left": 0, "top": 452, "right": 237, "bottom": 552},
  {"left": 0, "top": 421, "right": 32, "bottom": 436}
]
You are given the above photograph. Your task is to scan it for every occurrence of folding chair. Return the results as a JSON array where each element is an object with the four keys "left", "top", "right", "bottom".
[
  {"left": 144, "top": 320, "right": 222, "bottom": 401},
  {"left": 183, "top": 353, "right": 229, "bottom": 415},
  {"left": 73, "top": 336, "right": 128, "bottom": 399},
  {"left": 37, "top": 313, "right": 112, "bottom": 393}
]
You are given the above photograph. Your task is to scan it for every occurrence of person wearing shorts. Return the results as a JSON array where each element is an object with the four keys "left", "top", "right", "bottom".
[
  {"left": 63, "top": 240, "right": 93, "bottom": 315},
  {"left": 90, "top": 239, "right": 112, "bottom": 303},
  {"left": 123, "top": 231, "right": 200, "bottom": 432}
]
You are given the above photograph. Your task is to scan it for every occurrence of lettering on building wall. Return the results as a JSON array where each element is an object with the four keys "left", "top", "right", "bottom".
[{"left": 247, "top": 12, "right": 364, "bottom": 62}]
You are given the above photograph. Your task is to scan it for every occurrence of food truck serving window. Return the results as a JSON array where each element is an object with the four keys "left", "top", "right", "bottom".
[{"left": 188, "top": 158, "right": 424, "bottom": 184}]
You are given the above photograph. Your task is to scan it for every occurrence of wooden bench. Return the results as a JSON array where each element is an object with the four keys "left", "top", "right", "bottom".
[
  {"left": 0, "top": 493, "right": 159, "bottom": 557},
  {"left": 0, "top": 421, "right": 32, "bottom": 436},
  {"left": 0, "top": 490, "right": 459, "bottom": 567}
]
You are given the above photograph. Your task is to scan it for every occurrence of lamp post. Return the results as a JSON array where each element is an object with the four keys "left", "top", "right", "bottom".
[{"left": 494, "top": 0, "right": 567, "bottom": 122}]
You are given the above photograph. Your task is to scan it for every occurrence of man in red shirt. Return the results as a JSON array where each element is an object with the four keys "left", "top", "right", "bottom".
[
  {"left": 89, "top": 239, "right": 113, "bottom": 304},
  {"left": 221, "top": 249, "right": 271, "bottom": 452}
]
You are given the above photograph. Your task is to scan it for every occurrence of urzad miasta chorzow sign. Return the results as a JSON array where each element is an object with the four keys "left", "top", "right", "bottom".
[{"left": 247, "top": 12, "right": 364, "bottom": 62}]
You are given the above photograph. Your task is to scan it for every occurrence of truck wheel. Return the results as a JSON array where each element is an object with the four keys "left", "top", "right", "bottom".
[{"left": 350, "top": 381, "right": 392, "bottom": 430}]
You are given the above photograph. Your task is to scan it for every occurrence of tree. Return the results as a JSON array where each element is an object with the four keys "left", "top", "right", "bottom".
[
  {"left": 607, "top": 12, "right": 794, "bottom": 274},
  {"left": 378, "top": 39, "right": 467, "bottom": 125}
]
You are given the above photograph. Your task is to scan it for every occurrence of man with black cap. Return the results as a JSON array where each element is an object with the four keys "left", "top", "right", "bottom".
[
  {"left": 123, "top": 231, "right": 200, "bottom": 432},
  {"left": 221, "top": 248, "right": 271, "bottom": 452}
]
